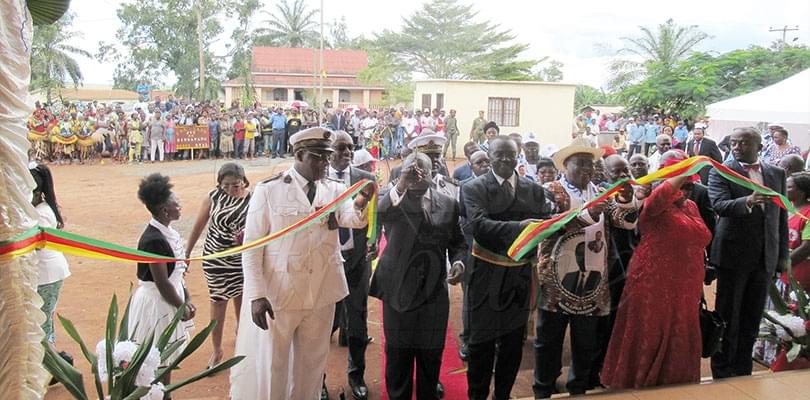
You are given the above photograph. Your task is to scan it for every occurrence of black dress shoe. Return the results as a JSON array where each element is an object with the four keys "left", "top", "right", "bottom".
[
  {"left": 349, "top": 376, "right": 369, "bottom": 400},
  {"left": 436, "top": 381, "right": 445, "bottom": 399},
  {"left": 458, "top": 342, "right": 469, "bottom": 362},
  {"left": 321, "top": 381, "right": 330, "bottom": 400},
  {"left": 366, "top": 335, "right": 374, "bottom": 344}
]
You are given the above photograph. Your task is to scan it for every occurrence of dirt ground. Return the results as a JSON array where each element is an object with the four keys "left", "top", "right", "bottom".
[{"left": 42, "top": 157, "right": 728, "bottom": 400}]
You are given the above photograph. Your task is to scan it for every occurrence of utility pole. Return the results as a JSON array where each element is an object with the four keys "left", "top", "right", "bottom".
[
  {"left": 768, "top": 25, "right": 800, "bottom": 48},
  {"left": 196, "top": 0, "right": 205, "bottom": 101},
  {"left": 318, "top": 0, "right": 324, "bottom": 113}
]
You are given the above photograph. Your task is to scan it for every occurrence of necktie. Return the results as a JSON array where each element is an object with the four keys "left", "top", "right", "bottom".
[
  {"left": 576, "top": 272, "right": 586, "bottom": 296},
  {"left": 693, "top": 140, "right": 700, "bottom": 156},
  {"left": 306, "top": 181, "right": 316, "bottom": 204},
  {"left": 334, "top": 170, "right": 350, "bottom": 245},
  {"left": 501, "top": 179, "right": 514, "bottom": 204}
]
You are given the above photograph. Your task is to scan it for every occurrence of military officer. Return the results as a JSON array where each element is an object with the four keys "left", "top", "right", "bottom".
[{"left": 231, "top": 127, "right": 375, "bottom": 400}]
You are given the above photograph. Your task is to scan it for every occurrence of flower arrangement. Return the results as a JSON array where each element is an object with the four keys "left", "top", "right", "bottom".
[
  {"left": 43, "top": 293, "right": 243, "bottom": 400},
  {"left": 760, "top": 264, "right": 810, "bottom": 365}
]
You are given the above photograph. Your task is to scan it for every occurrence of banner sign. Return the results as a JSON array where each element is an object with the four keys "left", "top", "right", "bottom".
[{"left": 175, "top": 125, "right": 210, "bottom": 150}]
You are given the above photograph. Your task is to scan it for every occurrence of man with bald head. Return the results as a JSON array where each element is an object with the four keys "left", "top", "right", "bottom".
[
  {"left": 463, "top": 135, "right": 551, "bottom": 399},
  {"left": 647, "top": 134, "right": 672, "bottom": 173},
  {"left": 709, "top": 127, "right": 788, "bottom": 379},
  {"left": 779, "top": 153, "right": 805, "bottom": 176},
  {"left": 628, "top": 153, "right": 649, "bottom": 180}
]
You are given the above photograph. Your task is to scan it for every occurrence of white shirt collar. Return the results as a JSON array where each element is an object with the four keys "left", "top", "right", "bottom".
[
  {"left": 492, "top": 170, "right": 516, "bottom": 186},
  {"left": 290, "top": 166, "right": 312, "bottom": 191}
]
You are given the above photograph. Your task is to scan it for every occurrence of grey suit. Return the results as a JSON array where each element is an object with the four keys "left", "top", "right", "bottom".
[{"left": 708, "top": 159, "right": 788, "bottom": 378}]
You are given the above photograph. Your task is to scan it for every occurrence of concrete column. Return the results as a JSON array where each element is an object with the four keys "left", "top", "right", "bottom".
[
  {"left": 287, "top": 88, "right": 294, "bottom": 101},
  {"left": 332, "top": 89, "right": 340, "bottom": 109},
  {"left": 255, "top": 87, "right": 263, "bottom": 103},
  {"left": 362, "top": 89, "right": 370, "bottom": 106},
  {"left": 225, "top": 87, "right": 233, "bottom": 107}
]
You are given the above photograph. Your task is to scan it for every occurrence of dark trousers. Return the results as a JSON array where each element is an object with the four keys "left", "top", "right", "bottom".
[
  {"left": 711, "top": 266, "right": 770, "bottom": 379},
  {"left": 467, "top": 325, "right": 525, "bottom": 400},
  {"left": 385, "top": 345, "right": 442, "bottom": 400},
  {"left": 644, "top": 142, "right": 655, "bottom": 156},
  {"left": 271, "top": 128, "right": 285, "bottom": 156},
  {"left": 234, "top": 138, "right": 244, "bottom": 159},
  {"left": 533, "top": 310, "right": 599, "bottom": 399},
  {"left": 627, "top": 143, "right": 642, "bottom": 157},
  {"left": 459, "top": 280, "right": 470, "bottom": 344}
]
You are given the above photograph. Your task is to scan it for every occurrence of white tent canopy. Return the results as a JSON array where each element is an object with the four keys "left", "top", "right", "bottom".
[{"left": 706, "top": 68, "right": 810, "bottom": 148}]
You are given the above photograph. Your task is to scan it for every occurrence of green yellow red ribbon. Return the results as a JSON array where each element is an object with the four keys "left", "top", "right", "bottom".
[
  {"left": 506, "top": 156, "right": 799, "bottom": 262},
  {"left": 0, "top": 179, "right": 375, "bottom": 263}
]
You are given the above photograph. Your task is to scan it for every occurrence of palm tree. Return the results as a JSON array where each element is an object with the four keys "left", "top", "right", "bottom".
[
  {"left": 608, "top": 19, "right": 709, "bottom": 90},
  {"left": 30, "top": 12, "right": 91, "bottom": 104},
  {"left": 258, "top": 0, "right": 318, "bottom": 48}
]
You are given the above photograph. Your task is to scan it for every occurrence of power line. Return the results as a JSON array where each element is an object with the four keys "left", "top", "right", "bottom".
[{"left": 768, "top": 25, "right": 800, "bottom": 46}]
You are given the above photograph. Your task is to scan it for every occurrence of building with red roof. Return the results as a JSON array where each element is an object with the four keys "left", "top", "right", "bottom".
[{"left": 222, "top": 47, "right": 385, "bottom": 109}]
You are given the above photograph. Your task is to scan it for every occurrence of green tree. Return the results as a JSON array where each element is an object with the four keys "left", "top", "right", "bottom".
[
  {"left": 257, "top": 0, "right": 318, "bottom": 48},
  {"left": 618, "top": 45, "right": 810, "bottom": 120},
  {"left": 574, "top": 85, "right": 618, "bottom": 112},
  {"left": 373, "top": 0, "right": 539, "bottom": 80},
  {"left": 104, "top": 0, "right": 224, "bottom": 100},
  {"left": 357, "top": 44, "right": 414, "bottom": 105},
  {"left": 535, "top": 60, "right": 565, "bottom": 82},
  {"left": 224, "top": 0, "right": 263, "bottom": 106},
  {"left": 30, "top": 12, "right": 91, "bottom": 104},
  {"left": 608, "top": 18, "right": 710, "bottom": 90}
]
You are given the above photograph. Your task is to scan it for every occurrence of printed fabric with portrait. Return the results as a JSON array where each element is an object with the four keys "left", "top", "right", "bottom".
[{"left": 537, "top": 179, "right": 638, "bottom": 316}]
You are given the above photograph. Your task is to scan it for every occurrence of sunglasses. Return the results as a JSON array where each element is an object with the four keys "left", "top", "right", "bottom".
[{"left": 304, "top": 150, "right": 331, "bottom": 162}]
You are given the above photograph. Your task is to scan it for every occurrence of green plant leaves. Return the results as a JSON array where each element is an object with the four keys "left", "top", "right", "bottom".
[
  {"left": 42, "top": 341, "right": 88, "bottom": 400},
  {"left": 57, "top": 314, "right": 104, "bottom": 399}
]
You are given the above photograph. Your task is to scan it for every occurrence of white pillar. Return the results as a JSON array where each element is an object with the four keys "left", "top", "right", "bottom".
[
  {"left": 362, "top": 89, "right": 370, "bottom": 107},
  {"left": 287, "top": 88, "right": 294, "bottom": 101}
]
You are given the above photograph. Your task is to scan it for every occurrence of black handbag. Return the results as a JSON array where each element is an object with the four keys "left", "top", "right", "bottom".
[{"left": 700, "top": 297, "right": 726, "bottom": 358}]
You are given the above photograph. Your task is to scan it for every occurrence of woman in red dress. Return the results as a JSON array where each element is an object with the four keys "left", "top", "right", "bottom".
[{"left": 600, "top": 169, "right": 711, "bottom": 389}]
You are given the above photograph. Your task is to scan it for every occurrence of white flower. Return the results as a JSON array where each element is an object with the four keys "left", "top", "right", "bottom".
[
  {"left": 113, "top": 341, "right": 139, "bottom": 368},
  {"left": 767, "top": 311, "right": 808, "bottom": 339},
  {"left": 135, "top": 347, "right": 161, "bottom": 387},
  {"left": 140, "top": 382, "right": 165, "bottom": 400},
  {"left": 96, "top": 340, "right": 108, "bottom": 380}
]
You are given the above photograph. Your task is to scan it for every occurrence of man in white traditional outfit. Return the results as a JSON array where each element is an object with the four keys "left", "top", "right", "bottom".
[{"left": 230, "top": 127, "right": 374, "bottom": 400}]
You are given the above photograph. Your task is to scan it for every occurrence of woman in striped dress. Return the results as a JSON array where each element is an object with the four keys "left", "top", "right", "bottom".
[{"left": 186, "top": 162, "right": 251, "bottom": 368}]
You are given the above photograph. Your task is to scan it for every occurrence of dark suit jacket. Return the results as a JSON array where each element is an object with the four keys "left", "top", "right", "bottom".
[
  {"left": 370, "top": 188, "right": 467, "bottom": 314},
  {"left": 343, "top": 167, "right": 376, "bottom": 280},
  {"left": 708, "top": 160, "right": 788, "bottom": 274},
  {"left": 687, "top": 137, "right": 723, "bottom": 184},
  {"left": 561, "top": 271, "right": 601, "bottom": 296},
  {"left": 453, "top": 162, "right": 472, "bottom": 182},
  {"left": 689, "top": 183, "right": 716, "bottom": 258},
  {"left": 330, "top": 114, "right": 347, "bottom": 131},
  {"left": 462, "top": 171, "right": 550, "bottom": 343}
]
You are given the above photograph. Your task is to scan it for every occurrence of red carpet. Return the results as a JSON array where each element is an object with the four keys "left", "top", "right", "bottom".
[
  {"left": 375, "top": 236, "right": 468, "bottom": 399},
  {"left": 378, "top": 314, "right": 468, "bottom": 399}
]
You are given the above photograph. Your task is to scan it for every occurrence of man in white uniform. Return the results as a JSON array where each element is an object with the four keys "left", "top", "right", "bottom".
[{"left": 231, "top": 127, "right": 375, "bottom": 400}]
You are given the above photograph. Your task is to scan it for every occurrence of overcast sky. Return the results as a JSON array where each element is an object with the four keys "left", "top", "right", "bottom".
[{"left": 67, "top": 0, "right": 810, "bottom": 89}]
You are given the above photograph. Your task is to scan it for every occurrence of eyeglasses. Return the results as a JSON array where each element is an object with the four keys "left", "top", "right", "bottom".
[
  {"left": 333, "top": 143, "right": 353, "bottom": 152},
  {"left": 304, "top": 150, "right": 331, "bottom": 162}
]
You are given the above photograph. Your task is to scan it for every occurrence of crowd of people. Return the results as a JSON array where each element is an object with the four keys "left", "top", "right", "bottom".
[
  {"left": 26, "top": 96, "right": 473, "bottom": 169},
  {"left": 33, "top": 97, "right": 810, "bottom": 399}
]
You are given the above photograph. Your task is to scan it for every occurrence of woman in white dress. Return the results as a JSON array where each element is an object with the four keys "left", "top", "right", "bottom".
[
  {"left": 129, "top": 173, "right": 196, "bottom": 386},
  {"left": 30, "top": 164, "right": 70, "bottom": 348}
]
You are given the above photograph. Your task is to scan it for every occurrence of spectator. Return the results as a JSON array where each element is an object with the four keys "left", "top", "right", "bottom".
[
  {"left": 779, "top": 154, "right": 805, "bottom": 176},
  {"left": 219, "top": 115, "right": 234, "bottom": 159},
  {"left": 147, "top": 113, "right": 166, "bottom": 162},
  {"left": 233, "top": 114, "right": 246, "bottom": 159},
  {"left": 647, "top": 134, "right": 672, "bottom": 172},
  {"left": 626, "top": 117, "right": 643, "bottom": 157},
  {"left": 643, "top": 118, "right": 659, "bottom": 156},
  {"left": 785, "top": 172, "right": 810, "bottom": 289},
  {"left": 452, "top": 141, "right": 484, "bottom": 182},
  {"left": 479, "top": 121, "right": 499, "bottom": 153},
  {"left": 270, "top": 108, "right": 287, "bottom": 158},
  {"left": 761, "top": 127, "right": 800, "bottom": 166},
  {"left": 673, "top": 120, "right": 689, "bottom": 149},
  {"left": 686, "top": 126, "right": 723, "bottom": 184},
  {"left": 443, "top": 109, "right": 460, "bottom": 159}
]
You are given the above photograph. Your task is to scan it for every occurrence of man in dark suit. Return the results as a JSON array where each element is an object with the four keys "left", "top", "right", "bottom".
[
  {"left": 462, "top": 136, "right": 551, "bottom": 400},
  {"left": 329, "top": 109, "right": 347, "bottom": 131},
  {"left": 686, "top": 126, "right": 723, "bottom": 184},
  {"left": 370, "top": 152, "right": 467, "bottom": 400},
  {"left": 326, "top": 131, "right": 376, "bottom": 400},
  {"left": 708, "top": 126, "right": 788, "bottom": 379},
  {"left": 453, "top": 141, "right": 484, "bottom": 182}
]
